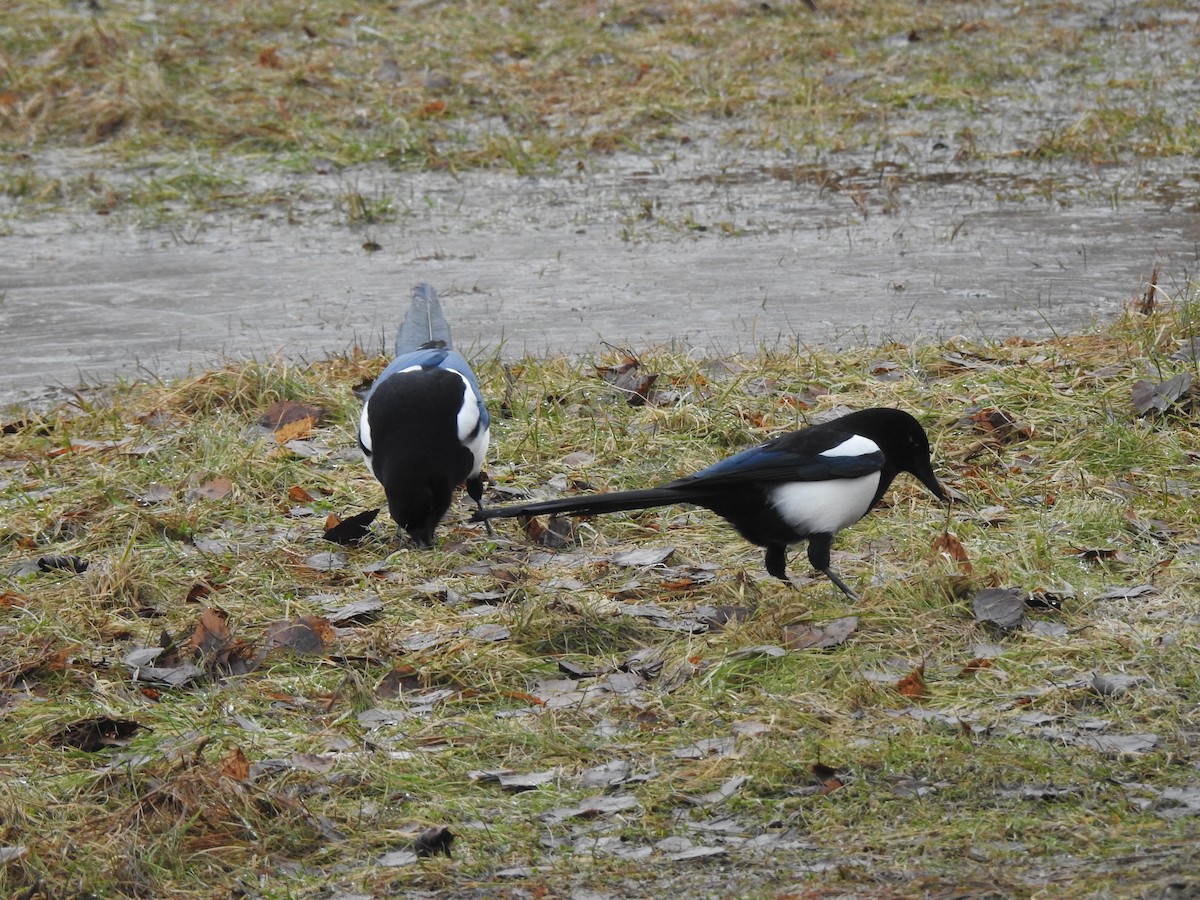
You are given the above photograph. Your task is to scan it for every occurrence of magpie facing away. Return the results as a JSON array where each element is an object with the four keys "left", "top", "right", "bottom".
[
  {"left": 471, "top": 408, "right": 945, "bottom": 599},
  {"left": 358, "top": 283, "right": 491, "bottom": 545}
]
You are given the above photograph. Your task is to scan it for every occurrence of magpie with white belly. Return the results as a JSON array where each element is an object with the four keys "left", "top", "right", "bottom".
[
  {"left": 359, "top": 283, "right": 491, "bottom": 545},
  {"left": 471, "top": 407, "right": 945, "bottom": 599}
]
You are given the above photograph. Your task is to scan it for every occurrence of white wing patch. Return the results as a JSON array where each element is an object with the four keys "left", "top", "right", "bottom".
[
  {"left": 820, "top": 433, "right": 880, "bottom": 458},
  {"left": 769, "top": 472, "right": 881, "bottom": 535}
]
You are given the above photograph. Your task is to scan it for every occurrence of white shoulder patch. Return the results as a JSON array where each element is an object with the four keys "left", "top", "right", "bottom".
[
  {"left": 820, "top": 433, "right": 880, "bottom": 458},
  {"left": 453, "top": 373, "right": 490, "bottom": 474}
]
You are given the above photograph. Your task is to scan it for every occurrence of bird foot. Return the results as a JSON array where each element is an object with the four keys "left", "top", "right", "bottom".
[{"left": 821, "top": 568, "right": 860, "bottom": 602}]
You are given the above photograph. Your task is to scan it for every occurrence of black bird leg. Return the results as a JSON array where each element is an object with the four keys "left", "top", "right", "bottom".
[
  {"left": 764, "top": 544, "right": 789, "bottom": 582},
  {"left": 806, "top": 534, "right": 859, "bottom": 601},
  {"left": 819, "top": 567, "right": 860, "bottom": 602},
  {"left": 465, "top": 476, "right": 494, "bottom": 536}
]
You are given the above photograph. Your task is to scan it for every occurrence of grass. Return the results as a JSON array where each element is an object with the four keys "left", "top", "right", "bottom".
[
  {"left": 2, "top": 290, "right": 1199, "bottom": 897},
  {"left": 3, "top": 0, "right": 1199, "bottom": 218}
]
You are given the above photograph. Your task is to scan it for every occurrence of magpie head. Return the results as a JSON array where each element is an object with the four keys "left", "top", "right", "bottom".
[
  {"left": 895, "top": 414, "right": 946, "bottom": 502},
  {"left": 854, "top": 408, "right": 946, "bottom": 502}
]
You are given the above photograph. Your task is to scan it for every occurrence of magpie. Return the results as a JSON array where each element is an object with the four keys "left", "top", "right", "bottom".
[
  {"left": 358, "top": 283, "right": 491, "bottom": 545},
  {"left": 471, "top": 407, "right": 945, "bottom": 599}
]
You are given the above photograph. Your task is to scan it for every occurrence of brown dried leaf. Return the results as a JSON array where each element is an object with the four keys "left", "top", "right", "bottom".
[
  {"left": 932, "top": 530, "right": 971, "bottom": 573},
  {"left": 596, "top": 352, "right": 658, "bottom": 406},
  {"left": 963, "top": 407, "right": 1033, "bottom": 442},
  {"left": 263, "top": 616, "right": 333, "bottom": 655},
  {"left": 958, "top": 658, "right": 994, "bottom": 678},
  {"left": 272, "top": 416, "right": 317, "bottom": 444},
  {"left": 1070, "top": 546, "right": 1134, "bottom": 565},
  {"left": 289, "top": 485, "right": 317, "bottom": 503},
  {"left": 375, "top": 665, "right": 422, "bottom": 698},
  {"left": 186, "top": 607, "right": 233, "bottom": 657},
  {"left": 896, "top": 664, "right": 927, "bottom": 699},
  {"left": 188, "top": 477, "right": 233, "bottom": 502},
  {"left": 783, "top": 616, "right": 858, "bottom": 651},
  {"left": 220, "top": 746, "right": 251, "bottom": 781},
  {"left": 259, "top": 400, "right": 327, "bottom": 430},
  {"left": 523, "top": 515, "right": 576, "bottom": 548},
  {"left": 1, "top": 641, "right": 73, "bottom": 689}
]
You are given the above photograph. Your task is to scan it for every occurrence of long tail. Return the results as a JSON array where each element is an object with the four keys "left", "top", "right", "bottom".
[
  {"left": 395, "top": 283, "right": 454, "bottom": 355},
  {"left": 472, "top": 486, "right": 701, "bottom": 522}
]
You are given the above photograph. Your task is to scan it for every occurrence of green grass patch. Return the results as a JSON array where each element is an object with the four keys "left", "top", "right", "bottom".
[
  {"left": 3, "top": 290, "right": 1199, "bottom": 895},
  {"left": 2, "top": 0, "right": 1198, "bottom": 194}
]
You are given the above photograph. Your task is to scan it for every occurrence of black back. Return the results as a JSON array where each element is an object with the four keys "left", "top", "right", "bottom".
[{"left": 366, "top": 367, "right": 475, "bottom": 545}]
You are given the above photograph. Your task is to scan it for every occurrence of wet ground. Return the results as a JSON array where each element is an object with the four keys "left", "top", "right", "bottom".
[{"left": 3, "top": 144, "right": 1199, "bottom": 406}]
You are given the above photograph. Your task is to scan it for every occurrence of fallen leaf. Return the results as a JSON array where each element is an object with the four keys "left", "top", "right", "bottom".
[
  {"left": 1070, "top": 546, "right": 1134, "bottom": 564},
  {"left": 467, "top": 623, "right": 511, "bottom": 642},
  {"left": 580, "top": 760, "right": 633, "bottom": 788},
  {"left": 414, "top": 826, "right": 454, "bottom": 858},
  {"left": 958, "top": 657, "right": 994, "bottom": 677},
  {"left": 932, "top": 531, "right": 971, "bottom": 573},
  {"left": 783, "top": 616, "right": 858, "bottom": 650},
  {"left": 972, "top": 587, "right": 1027, "bottom": 634},
  {"left": 1095, "top": 584, "right": 1158, "bottom": 601},
  {"left": 687, "top": 774, "right": 750, "bottom": 806},
  {"left": 272, "top": 415, "right": 317, "bottom": 444},
  {"left": 323, "top": 595, "right": 384, "bottom": 625},
  {"left": 262, "top": 616, "right": 333, "bottom": 655},
  {"left": 187, "top": 477, "right": 233, "bottom": 502},
  {"left": 48, "top": 717, "right": 141, "bottom": 752},
  {"left": 596, "top": 350, "right": 658, "bottom": 405},
  {"left": 220, "top": 746, "right": 251, "bottom": 781},
  {"left": 134, "top": 483, "right": 174, "bottom": 506},
  {"left": 322, "top": 508, "right": 380, "bottom": 546},
  {"left": 672, "top": 736, "right": 737, "bottom": 759},
  {"left": 963, "top": 406, "right": 1033, "bottom": 442},
  {"left": 186, "top": 607, "right": 234, "bottom": 658},
  {"left": 523, "top": 515, "right": 576, "bottom": 548},
  {"left": 1091, "top": 672, "right": 1146, "bottom": 696},
  {"left": 37, "top": 554, "right": 88, "bottom": 574},
  {"left": 896, "top": 664, "right": 927, "bottom": 699},
  {"left": 611, "top": 546, "right": 675, "bottom": 567},
  {"left": 303, "top": 550, "right": 348, "bottom": 571},
  {"left": 1132, "top": 372, "right": 1192, "bottom": 417},
  {"left": 497, "top": 769, "right": 557, "bottom": 791},
  {"left": 540, "top": 793, "right": 641, "bottom": 825},
  {"left": 257, "top": 46, "right": 282, "bottom": 68},
  {"left": 375, "top": 666, "right": 422, "bottom": 698}
]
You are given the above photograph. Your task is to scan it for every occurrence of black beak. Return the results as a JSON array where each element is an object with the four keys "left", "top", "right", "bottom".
[{"left": 914, "top": 461, "right": 948, "bottom": 503}]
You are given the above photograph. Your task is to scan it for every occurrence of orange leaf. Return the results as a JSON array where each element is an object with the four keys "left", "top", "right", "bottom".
[
  {"left": 220, "top": 746, "right": 251, "bottom": 781},
  {"left": 418, "top": 99, "right": 448, "bottom": 116},
  {"left": 289, "top": 485, "right": 316, "bottom": 503},
  {"left": 0, "top": 591, "right": 26, "bottom": 609},
  {"left": 896, "top": 664, "right": 927, "bottom": 699},
  {"left": 257, "top": 46, "right": 281, "bottom": 68},
  {"left": 932, "top": 531, "right": 971, "bottom": 573},
  {"left": 273, "top": 415, "right": 316, "bottom": 444},
  {"left": 958, "top": 658, "right": 993, "bottom": 677}
]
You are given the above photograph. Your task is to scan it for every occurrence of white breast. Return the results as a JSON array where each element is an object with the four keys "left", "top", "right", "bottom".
[{"left": 769, "top": 472, "right": 881, "bottom": 536}]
